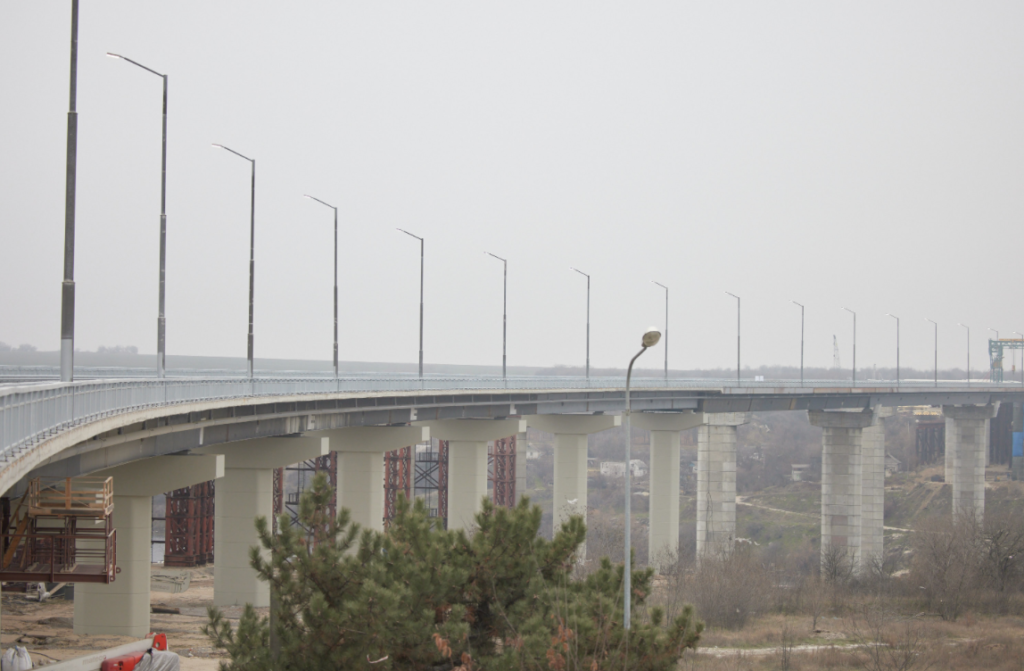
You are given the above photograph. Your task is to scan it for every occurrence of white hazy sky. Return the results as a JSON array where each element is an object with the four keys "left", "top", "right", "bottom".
[{"left": 1, "top": 2, "right": 1022, "bottom": 372}]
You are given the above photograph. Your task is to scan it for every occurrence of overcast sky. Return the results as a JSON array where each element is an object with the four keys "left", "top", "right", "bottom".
[{"left": 1, "top": 2, "right": 1022, "bottom": 373}]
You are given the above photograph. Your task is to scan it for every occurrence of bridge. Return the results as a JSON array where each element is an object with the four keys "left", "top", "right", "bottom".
[{"left": 0, "top": 372, "right": 1019, "bottom": 636}]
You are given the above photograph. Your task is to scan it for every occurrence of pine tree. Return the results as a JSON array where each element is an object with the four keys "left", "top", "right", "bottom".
[{"left": 204, "top": 473, "right": 702, "bottom": 670}]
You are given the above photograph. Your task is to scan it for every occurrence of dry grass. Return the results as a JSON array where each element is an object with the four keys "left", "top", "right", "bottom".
[{"left": 679, "top": 613, "right": 1024, "bottom": 671}]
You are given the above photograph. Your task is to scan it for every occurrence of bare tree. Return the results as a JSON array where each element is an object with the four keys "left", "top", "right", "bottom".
[{"left": 911, "top": 513, "right": 982, "bottom": 621}]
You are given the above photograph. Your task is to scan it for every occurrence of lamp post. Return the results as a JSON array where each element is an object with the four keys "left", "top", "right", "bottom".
[
  {"left": 624, "top": 326, "right": 661, "bottom": 631},
  {"left": 958, "top": 323, "right": 970, "bottom": 386},
  {"left": 792, "top": 301, "right": 804, "bottom": 385},
  {"left": 725, "top": 292, "right": 740, "bottom": 382},
  {"left": 926, "top": 319, "right": 938, "bottom": 388},
  {"left": 570, "top": 268, "right": 590, "bottom": 380},
  {"left": 212, "top": 144, "right": 256, "bottom": 378},
  {"left": 652, "top": 282, "right": 669, "bottom": 380},
  {"left": 59, "top": 0, "right": 81, "bottom": 382},
  {"left": 886, "top": 314, "right": 900, "bottom": 387},
  {"left": 989, "top": 328, "right": 999, "bottom": 384},
  {"left": 842, "top": 307, "right": 857, "bottom": 385},
  {"left": 304, "top": 195, "right": 338, "bottom": 378},
  {"left": 398, "top": 229, "right": 424, "bottom": 378},
  {"left": 486, "top": 252, "right": 507, "bottom": 379},
  {"left": 108, "top": 53, "right": 169, "bottom": 378}
]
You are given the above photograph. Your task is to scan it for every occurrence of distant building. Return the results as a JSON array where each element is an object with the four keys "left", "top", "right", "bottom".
[
  {"left": 885, "top": 453, "right": 902, "bottom": 476},
  {"left": 600, "top": 460, "right": 647, "bottom": 478},
  {"left": 791, "top": 464, "right": 811, "bottom": 482},
  {"left": 526, "top": 449, "right": 541, "bottom": 460}
]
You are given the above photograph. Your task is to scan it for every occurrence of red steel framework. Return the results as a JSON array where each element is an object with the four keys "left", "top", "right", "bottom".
[
  {"left": 383, "top": 446, "right": 412, "bottom": 528},
  {"left": 164, "top": 481, "right": 215, "bottom": 567},
  {"left": 489, "top": 435, "right": 517, "bottom": 509},
  {"left": 384, "top": 440, "right": 450, "bottom": 529}
]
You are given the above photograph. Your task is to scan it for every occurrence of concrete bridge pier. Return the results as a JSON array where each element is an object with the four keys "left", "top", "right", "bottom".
[
  {"left": 195, "top": 436, "right": 327, "bottom": 607},
  {"left": 860, "top": 408, "right": 890, "bottom": 571},
  {"left": 310, "top": 426, "right": 430, "bottom": 532},
  {"left": 73, "top": 455, "right": 224, "bottom": 636},
  {"left": 633, "top": 412, "right": 704, "bottom": 572},
  {"left": 943, "top": 404, "right": 999, "bottom": 520},
  {"left": 697, "top": 412, "right": 750, "bottom": 560},
  {"left": 809, "top": 410, "right": 874, "bottom": 571},
  {"left": 527, "top": 415, "right": 620, "bottom": 543},
  {"left": 417, "top": 419, "right": 526, "bottom": 531}
]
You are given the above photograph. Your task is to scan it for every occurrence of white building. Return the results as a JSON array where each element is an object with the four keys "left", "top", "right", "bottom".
[{"left": 599, "top": 459, "right": 647, "bottom": 478}]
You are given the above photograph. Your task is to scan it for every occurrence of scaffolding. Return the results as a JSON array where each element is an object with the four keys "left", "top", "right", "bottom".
[
  {"left": 163, "top": 481, "right": 215, "bottom": 567},
  {"left": 385, "top": 439, "right": 450, "bottom": 528},
  {"left": 915, "top": 421, "right": 945, "bottom": 465},
  {"left": 273, "top": 454, "right": 338, "bottom": 534},
  {"left": 489, "top": 435, "right": 517, "bottom": 509},
  {"left": 0, "top": 477, "right": 116, "bottom": 584}
]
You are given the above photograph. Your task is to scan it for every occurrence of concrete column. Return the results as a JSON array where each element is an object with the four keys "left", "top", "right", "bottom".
[
  {"left": 808, "top": 410, "right": 874, "bottom": 570},
  {"left": 416, "top": 419, "right": 526, "bottom": 531},
  {"left": 943, "top": 404, "right": 999, "bottom": 521},
  {"left": 73, "top": 454, "right": 224, "bottom": 635},
  {"left": 195, "top": 437, "right": 327, "bottom": 607},
  {"left": 696, "top": 413, "right": 749, "bottom": 560},
  {"left": 526, "top": 415, "right": 621, "bottom": 536},
  {"left": 515, "top": 431, "right": 528, "bottom": 505},
  {"left": 633, "top": 412, "right": 703, "bottom": 572},
  {"left": 311, "top": 426, "right": 429, "bottom": 532},
  {"left": 859, "top": 408, "right": 890, "bottom": 570}
]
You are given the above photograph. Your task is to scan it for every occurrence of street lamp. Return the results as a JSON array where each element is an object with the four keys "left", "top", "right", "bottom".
[
  {"left": 59, "top": 0, "right": 81, "bottom": 382},
  {"left": 570, "top": 268, "right": 590, "bottom": 380},
  {"left": 398, "top": 229, "right": 424, "bottom": 378},
  {"left": 486, "top": 252, "right": 507, "bottom": 379},
  {"left": 212, "top": 144, "right": 256, "bottom": 378},
  {"left": 725, "top": 292, "right": 740, "bottom": 382},
  {"left": 792, "top": 301, "right": 804, "bottom": 385},
  {"left": 652, "top": 281, "right": 668, "bottom": 380},
  {"left": 108, "top": 53, "right": 169, "bottom": 379},
  {"left": 623, "top": 326, "right": 661, "bottom": 631},
  {"left": 842, "top": 308, "right": 857, "bottom": 385},
  {"left": 958, "top": 323, "right": 970, "bottom": 386},
  {"left": 304, "top": 195, "right": 339, "bottom": 378},
  {"left": 925, "top": 319, "right": 938, "bottom": 388},
  {"left": 886, "top": 314, "right": 900, "bottom": 387}
]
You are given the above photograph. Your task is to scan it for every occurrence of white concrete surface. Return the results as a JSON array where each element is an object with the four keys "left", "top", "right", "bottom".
[
  {"left": 696, "top": 412, "right": 749, "bottom": 560},
  {"left": 943, "top": 404, "right": 999, "bottom": 520}
]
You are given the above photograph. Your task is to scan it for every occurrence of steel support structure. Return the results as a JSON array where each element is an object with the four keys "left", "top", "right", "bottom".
[
  {"left": 383, "top": 446, "right": 412, "bottom": 527},
  {"left": 272, "top": 455, "right": 338, "bottom": 534},
  {"left": 384, "top": 440, "right": 451, "bottom": 528},
  {"left": 164, "top": 481, "right": 215, "bottom": 567},
  {"left": 915, "top": 422, "right": 945, "bottom": 466},
  {"left": 488, "top": 435, "right": 517, "bottom": 508}
]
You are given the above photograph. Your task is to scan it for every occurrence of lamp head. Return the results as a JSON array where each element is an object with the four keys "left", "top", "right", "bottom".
[{"left": 642, "top": 328, "right": 662, "bottom": 348}]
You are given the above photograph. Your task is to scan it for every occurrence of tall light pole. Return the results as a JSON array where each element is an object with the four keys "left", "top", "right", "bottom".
[
  {"left": 886, "top": 313, "right": 900, "bottom": 386},
  {"left": 926, "top": 319, "right": 938, "bottom": 388},
  {"left": 989, "top": 328, "right": 999, "bottom": 384},
  {"left": 652, "top": 281, "right": 668, "bottom": 380},
  {"left": 623, "top": 326, "right": 661, "bottom": 631},
  {"left": 212, "top": 144, "right": 256, "bottom": 378},
  {"left": 108, "top": 53, "right": 169, "bottom": 378},
  {"left": 958, "top": 323, "right": 970, "bottom": 386},
  {"left": 792, "top": 301, "right": 804, "bottom": 385},
  {"left": 59, "top": 0, "right": 81, "bottom": 382},
  {"left": 304, "top": 195, "right": 338, "bottom": 378},
  {"left": 486, "top": 252, "right": 507, "bottom": 379},
  {"left": 398, "top": 229, "right": 424, "bottom": 378},
  {"left": 570, "top": 268, "right": 590, "bottom": 379},
  {"left": 842, "top": 307, "right": 857, "bottom": 385},
  {"left": 725, "top": 292, "right": 740, "bottom": 382}
]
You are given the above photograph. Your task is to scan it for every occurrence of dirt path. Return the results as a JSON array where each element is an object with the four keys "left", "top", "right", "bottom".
[{"left": 736, "top": 497, "right": 912, "bottom": 532}]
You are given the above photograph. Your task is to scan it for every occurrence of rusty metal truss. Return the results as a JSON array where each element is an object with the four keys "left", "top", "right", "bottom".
[
  {"left": 915, "top": 421, "right": 945, "bottom": 465},
  {"left": 488, "top": 435, "right": 517, "bottom": 509},
  {"left": 384, "top": 439, "right": 450, "bottom": 529},
  {"left": 164, "top": 480, "right": 215, "bottom": 567},
  {"left": 273, "top": 455, "right": 338, "bottom": 535}
]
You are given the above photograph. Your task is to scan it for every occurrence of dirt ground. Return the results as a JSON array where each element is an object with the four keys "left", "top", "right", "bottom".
[{"left": 0, "top": 565, "right": 264, "bottom": 669}]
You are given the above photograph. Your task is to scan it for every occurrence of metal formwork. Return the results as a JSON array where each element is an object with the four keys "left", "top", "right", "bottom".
[
  {"left": 488, "top": 435, "right": 517, "bottom": 509},
  {"left": 384, "top": 439, "right": 449, "bottom": 529},
  {"left": 164, "top": 480, "right": 214, "bottom": 567},
  {"left": 916, "top": 421, "right": 945, "bottom": 465},
  {"left": 384, "top": 446, "right": 412, "bottom": 527}
]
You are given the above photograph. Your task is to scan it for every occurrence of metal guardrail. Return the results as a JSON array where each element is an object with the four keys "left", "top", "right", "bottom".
[{"left": 0, "top": 374, "right": 1017, "bottom": 467}]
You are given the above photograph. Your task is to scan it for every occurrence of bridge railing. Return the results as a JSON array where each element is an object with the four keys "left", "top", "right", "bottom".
[{"left": 0, "top": 375, "right": 1015, "bottom": 464}]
